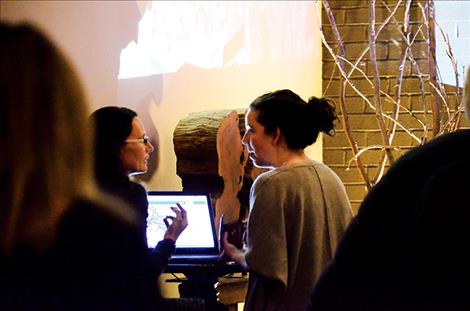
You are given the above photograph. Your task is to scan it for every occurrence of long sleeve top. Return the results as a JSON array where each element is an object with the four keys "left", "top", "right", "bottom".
[
  {"left": 99, "top": 177, "right": 175, "bottom": 277},
  {"left": 244, "top": 160, "right": 353, "bottom": 311}
]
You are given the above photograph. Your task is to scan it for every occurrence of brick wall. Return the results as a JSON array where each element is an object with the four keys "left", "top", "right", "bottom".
[{"left": 321, "top": 0, "right": 469, "bottom": 213}]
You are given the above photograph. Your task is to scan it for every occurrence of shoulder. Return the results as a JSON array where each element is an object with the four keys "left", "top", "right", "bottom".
[
  {"left": 100, "top": 177, "right": 147, "bottom": 195},
  {"left": 127, "top": 180, "right": 148, "bottom": 201},
  {"left": 55, "top": 197, "right": 148, "bottom": 268},
  {"left": 101, "top": 178, "right": 148, "bottom": 208},
  {"left": 60, "top": 197, "right": 139, "bottom": 240},
  {"left": 129, "top": 179, "right": 147, "bottom": 192},
  {"left": 253, "top": 160, "right": 341, "bottom": 190},
  {"left": 365, "top": 129, "right": 470, "bottom": 200},
  {"left": 387, "top": 129, "right": 470, "bottom": 177}
]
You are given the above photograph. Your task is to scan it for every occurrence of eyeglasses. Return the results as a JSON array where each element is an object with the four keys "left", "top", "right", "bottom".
[{"left": 125, "top": 135, "right": 149, "bottom": 145}]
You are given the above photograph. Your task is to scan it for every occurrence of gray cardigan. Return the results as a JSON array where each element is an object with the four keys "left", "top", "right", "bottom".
[{"left": 244, "top": 160, "right": 353, "bottom": 311}]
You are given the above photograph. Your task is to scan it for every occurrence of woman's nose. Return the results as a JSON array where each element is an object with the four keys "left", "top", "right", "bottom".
[
  {"left": 147, "top": 141, "right": 154, "bottom": 153},
  {"left": 241, "top": 132, "right": 249, "bottom": 146}
]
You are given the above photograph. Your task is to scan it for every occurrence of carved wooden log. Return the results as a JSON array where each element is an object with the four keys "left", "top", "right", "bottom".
[
  {"left": 173, "top": 109, "right": 248, "bottom": 228},
  {"left": 216, "top": 110, "right": 249, "bottom": 224}
]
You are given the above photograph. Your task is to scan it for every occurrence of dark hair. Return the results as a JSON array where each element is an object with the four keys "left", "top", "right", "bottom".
[
  {"left": 90, "top": 107, "right": 137, "bottom": 182},
  {"left": 249, "top": 89, "right": 337, "bottom": 150}
]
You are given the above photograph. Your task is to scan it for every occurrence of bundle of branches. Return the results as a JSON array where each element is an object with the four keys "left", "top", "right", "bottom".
[{"left": 321, "top": 0, "right": 466, "bottom": 189}]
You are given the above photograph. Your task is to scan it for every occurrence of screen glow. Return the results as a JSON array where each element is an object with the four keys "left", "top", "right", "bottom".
[{"left": 147, "top": 194, "right": 215, "bottom": 248}]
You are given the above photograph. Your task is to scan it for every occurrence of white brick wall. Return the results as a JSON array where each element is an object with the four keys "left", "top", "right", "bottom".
[{"left": 435, "top": 1, "right": 470, "bottom": 86}]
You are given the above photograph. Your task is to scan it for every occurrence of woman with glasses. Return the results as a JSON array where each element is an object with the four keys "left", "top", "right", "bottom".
[{"left": 90, "top": 107, "right": 188, "bottom": 277}]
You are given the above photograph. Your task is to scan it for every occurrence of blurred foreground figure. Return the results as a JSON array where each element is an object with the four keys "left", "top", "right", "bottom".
[
  {"left": 307, "top": 69, "right": 470, "bottom": 310},
  {"left": 0, "top": 22, "right": 158, "bottom": 310}
]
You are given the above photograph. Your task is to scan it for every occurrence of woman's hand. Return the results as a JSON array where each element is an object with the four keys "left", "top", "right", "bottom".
[
  {"left": 163, "top": 203, "right": 188, "bottom": 242},
  {"left": 223, "top": 232, "right": 248, "bottom": 270}
]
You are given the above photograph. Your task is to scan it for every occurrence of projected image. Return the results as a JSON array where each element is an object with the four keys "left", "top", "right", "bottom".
[
  {"left": 119, "top": 1, "right": 316, "bottom": 79},
  {"left": 146, "top": 194, "right": 215, "bottom": 248}
]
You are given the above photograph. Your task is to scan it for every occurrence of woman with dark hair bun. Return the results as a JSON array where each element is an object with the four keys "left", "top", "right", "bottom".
[{"left": 223, "top": 89, "right": 353, "bottom": 311}]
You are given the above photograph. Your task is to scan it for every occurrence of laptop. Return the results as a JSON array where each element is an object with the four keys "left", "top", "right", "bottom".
[{"left": 146, "top": 191, "right": 223, "bottom": 264}]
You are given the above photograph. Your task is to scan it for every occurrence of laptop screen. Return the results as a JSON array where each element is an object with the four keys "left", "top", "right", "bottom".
[{"left": 146, "top": 191, "right": 219, "bottom": 254}]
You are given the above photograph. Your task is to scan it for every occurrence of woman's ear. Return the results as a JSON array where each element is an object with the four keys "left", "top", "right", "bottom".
[{"left": 271, "top": 128, "right": 282, "bottom": 146}]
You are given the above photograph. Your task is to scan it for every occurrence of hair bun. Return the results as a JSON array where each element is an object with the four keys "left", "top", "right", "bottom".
[{"left": 307, "top": 97, "right": 337, "bottom": 135}]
